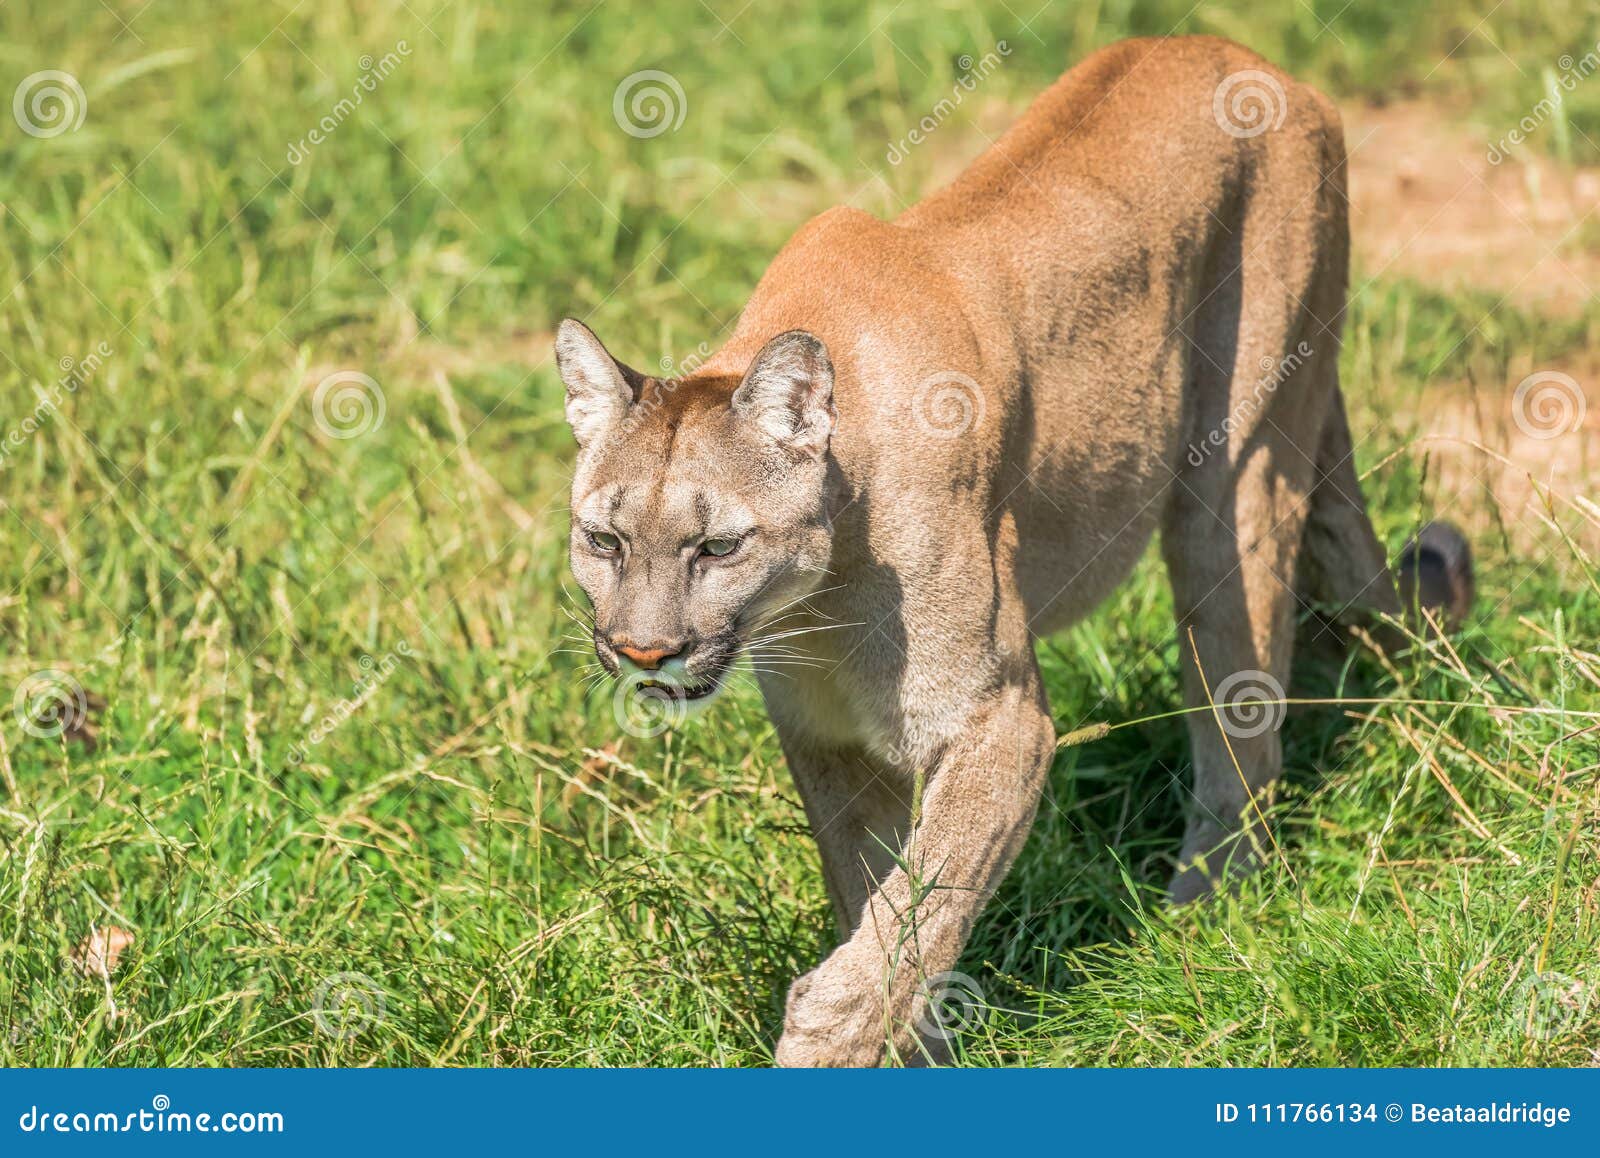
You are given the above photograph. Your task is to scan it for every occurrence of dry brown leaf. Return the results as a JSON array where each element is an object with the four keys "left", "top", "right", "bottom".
[
  {"left": 70, "top": 925, "right": 135, "bottom": 981},
  {"left": 68, "top": 691, "right": 107, "bottom": 752},
  {"left": 564, "top": 741, "right": 621, "bottom": 804}
]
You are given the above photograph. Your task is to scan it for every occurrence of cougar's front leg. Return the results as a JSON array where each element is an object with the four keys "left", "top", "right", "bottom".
[
  {"left": 774, "top": 664, "right": 1054, "bottom": 1067},
  {"left": 776, "top": 735, "right": 913, "bottom": 938}
]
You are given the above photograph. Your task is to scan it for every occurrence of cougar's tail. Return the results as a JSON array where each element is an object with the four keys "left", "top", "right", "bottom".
[
  {"left": 1300, "top": 388, "right": 1475, "bottom": 639},
  {"left": 1397, "top": 520, "right": 1475, "bottom": 630}
]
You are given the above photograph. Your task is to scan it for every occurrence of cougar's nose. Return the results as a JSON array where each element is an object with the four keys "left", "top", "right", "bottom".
[{"left": 610, "top": 639, "right": 686, "bottom": 670}]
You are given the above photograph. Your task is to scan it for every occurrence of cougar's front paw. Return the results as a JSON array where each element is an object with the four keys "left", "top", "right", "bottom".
[{"left": 773, "top": 961, "right": 886, "bottom": 1068}]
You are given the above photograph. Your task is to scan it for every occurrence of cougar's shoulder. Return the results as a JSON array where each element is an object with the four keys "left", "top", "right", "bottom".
[{"left": 703, "top": 206, "right": 987, "bottom": 430}]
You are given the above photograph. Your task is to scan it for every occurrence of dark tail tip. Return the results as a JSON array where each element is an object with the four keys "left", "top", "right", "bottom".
[{"left": 1397, "top": 521, "right": 1475, "bottom": 630}]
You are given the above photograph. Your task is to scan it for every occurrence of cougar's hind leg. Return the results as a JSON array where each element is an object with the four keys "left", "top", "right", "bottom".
[
  {"left": 1300, "top": 365, "right": 1475, "bottom": 640},
  {"left": 1163, "top": 442, "right": 1311, "bottom": 904},
  {"left": 1163, "top": 225, "right": 1327, "bottom": 900},
  {"left": 1164, "top": 149, "right": 1339, "bottom": 900},
  {"left": 1297, "top": 381, "right": 1402, "bottom": 660}
]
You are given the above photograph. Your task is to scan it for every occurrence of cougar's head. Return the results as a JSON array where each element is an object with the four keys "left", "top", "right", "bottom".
[{"left": 556, "top": 318, "right": 837, "bottom": 714}]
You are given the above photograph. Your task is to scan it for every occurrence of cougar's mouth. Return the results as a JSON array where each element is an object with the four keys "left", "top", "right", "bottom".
[
  {"left": 600, "top": 630, "right": 742, "bottom": 715},
  {"left": 633, "top": 672, "right": 724, "bottom": 703}
]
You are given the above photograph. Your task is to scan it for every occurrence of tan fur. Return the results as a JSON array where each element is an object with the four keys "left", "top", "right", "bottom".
[{"left": 558, "top": 37, "right": 1413, "bottom": 1066}]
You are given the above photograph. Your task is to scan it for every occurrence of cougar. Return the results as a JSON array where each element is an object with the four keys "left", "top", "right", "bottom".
[{"left": 555, "top": 35, "right": 1472, "bottom": 1066}]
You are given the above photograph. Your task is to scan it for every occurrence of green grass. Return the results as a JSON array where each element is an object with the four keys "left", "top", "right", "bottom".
[{"left": 1, "top": 0, "right": 1597, "bottom": 1066}]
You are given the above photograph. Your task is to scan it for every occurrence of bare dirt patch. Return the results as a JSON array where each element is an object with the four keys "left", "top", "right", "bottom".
[
  {"left": 1345, "top": 102, "right": 1600, "bottom": 315},
  {"left": 1343, "top": 104, "right": 1600, "bottom": 554},
  {"left": 1409, "top": 355, "right": 1598, "bottom": 556}
]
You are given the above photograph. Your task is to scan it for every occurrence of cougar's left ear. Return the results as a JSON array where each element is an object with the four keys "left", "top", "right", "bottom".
[
  {"left": 554, "top": 318, "right": 642, "bottom": 447},
  {"left": 731, "top": 330, "right": 835, "bottom": 457}
]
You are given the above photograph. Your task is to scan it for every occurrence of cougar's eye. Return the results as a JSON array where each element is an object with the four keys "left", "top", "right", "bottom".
[
  {"left": 587, "top": 529, "right": 621, "bottom": 554},
  {"left": 700, "top": 537, "right": 740, "bottom": 559}
]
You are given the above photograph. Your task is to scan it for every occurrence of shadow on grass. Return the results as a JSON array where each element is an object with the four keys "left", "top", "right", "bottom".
[{"left": 957, "top": 623, "right": 1388, "bottom": 1046}]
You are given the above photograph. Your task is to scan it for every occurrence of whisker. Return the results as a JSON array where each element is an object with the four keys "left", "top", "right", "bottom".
[
  {"left": 746, "top": 654, "right": 828, "bottom": 670},
  {"left": 746, "top": 620, "right": 864, "bottom": 647},
  {"left": 752, "top": 583, "right": 849, "bottom": 627}
]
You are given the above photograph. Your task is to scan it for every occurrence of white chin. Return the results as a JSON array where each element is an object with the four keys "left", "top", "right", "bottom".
[{"left": 676, "top": 681, "right": 726, "bottom": 718}]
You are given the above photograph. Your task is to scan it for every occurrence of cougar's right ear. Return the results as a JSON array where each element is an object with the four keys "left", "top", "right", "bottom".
[
  {"left": 731, "top": 330, "right": 835, "bottom": 458},
  {"left": 554, "top": 319, "right": 640, "bottom": 447}
]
